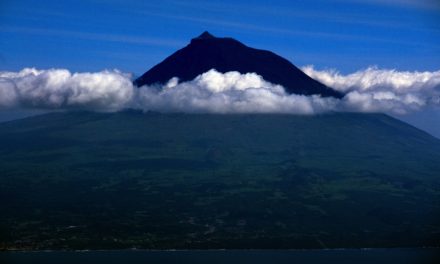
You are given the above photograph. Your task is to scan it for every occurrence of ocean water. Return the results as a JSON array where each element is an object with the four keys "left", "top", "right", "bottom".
[{"left": 1, "top": 248, "right": 439, "bottom": 264}]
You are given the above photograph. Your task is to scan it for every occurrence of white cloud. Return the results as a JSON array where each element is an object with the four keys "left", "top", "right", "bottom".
[
  {"left": 0, "top": 67, "right": 439, "bottom": 115},
  {"left": 135, "top": 70, "right": 337, "bottom": 114},
  {"left": 302, "top": 65, "right": 440, "bottom": 114},
  {"left": 0, "top": 68, "right": 134, "bottom": 111}
]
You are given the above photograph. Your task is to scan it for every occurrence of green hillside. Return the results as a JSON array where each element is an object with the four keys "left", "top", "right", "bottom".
[{"left": 0, "top": 111, "right": 439, "bottom": 249}]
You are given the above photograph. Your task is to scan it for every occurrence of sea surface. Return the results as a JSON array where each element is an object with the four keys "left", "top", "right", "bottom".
[{"left": 1, "top": 248, "right": 439, "bottom": 264}]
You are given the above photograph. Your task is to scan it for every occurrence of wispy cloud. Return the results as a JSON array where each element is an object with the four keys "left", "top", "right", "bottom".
[
  {"left": 135, "top": 10, "right": 437, "bottom": 48},
  {"left": 340, "top": 0, "right": 440, "bottom": 11},
  {"left": 0, "top": 26, "right": 185, "bottom": 48},
  {"left": 167, "top": 0, "right": 439, "bottom": 33}
]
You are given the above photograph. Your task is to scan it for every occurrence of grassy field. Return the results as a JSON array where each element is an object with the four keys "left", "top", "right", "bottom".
[{"left": 0, "top": 111, "right": 439, "bottom": 249}]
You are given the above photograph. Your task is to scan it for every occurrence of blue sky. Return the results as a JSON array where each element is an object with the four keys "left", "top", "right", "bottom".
[{"left": 1, "top": 0, "right": 439, "bottom": 75}]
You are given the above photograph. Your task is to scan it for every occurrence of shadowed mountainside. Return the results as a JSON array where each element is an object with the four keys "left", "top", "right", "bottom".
[
  {"left": 134, "top": 32, "right": 342, "bottom": 98},
  {"left": 0, "top": 111, "right": 439, "bottom": 250}
]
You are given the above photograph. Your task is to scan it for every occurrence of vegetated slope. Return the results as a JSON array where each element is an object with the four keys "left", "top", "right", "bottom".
[{"left": 0, "top": 111, "right": 439, "bottom": 249}]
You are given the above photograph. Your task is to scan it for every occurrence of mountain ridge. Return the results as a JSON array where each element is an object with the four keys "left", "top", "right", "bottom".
[{"left": 134, "top": 31, "right": 343, "bottom": 98}]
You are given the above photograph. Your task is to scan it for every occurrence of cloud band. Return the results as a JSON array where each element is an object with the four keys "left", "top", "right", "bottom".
[{"left": 1, "top": 67, "right": 439, "bottom": 115}]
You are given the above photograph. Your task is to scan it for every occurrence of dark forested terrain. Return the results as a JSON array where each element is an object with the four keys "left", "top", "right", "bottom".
[{"left": 0, "top": 111, "right": 439, "bottom": 250}]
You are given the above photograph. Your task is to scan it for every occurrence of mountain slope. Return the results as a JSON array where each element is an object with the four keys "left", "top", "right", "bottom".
[
  {"left": 0, "top": 111, "right": 439, "bottom": 249},
  {"left": 134, "top": 32, "right": 343, "bottom": 98}
]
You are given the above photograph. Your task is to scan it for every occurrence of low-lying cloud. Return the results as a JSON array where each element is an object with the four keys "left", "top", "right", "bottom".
[
  {"left": 135, "top": 70, "right": 337, "bottom": 114},
  {"left": 0, "top": 68, "right": 133, "bottom": 111},
  {"left": 302, "top": 66, "right": 440, "bottom": 114},
  {"left": 1, "top": 67, "right": 439, "bottom": 115}
]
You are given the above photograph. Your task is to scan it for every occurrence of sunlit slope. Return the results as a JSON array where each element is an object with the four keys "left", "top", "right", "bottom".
[{"left": 0, "top": 111, "right": 439, "bottom": 249}]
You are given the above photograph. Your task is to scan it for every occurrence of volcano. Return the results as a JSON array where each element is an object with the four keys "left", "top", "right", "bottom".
[
  {"left": 1, "top": 33, "right": 440, "bottom": 252},
  {"left": 134, "top": 31, "right": 343, "bottom": 98}
]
